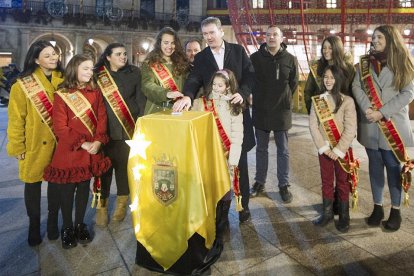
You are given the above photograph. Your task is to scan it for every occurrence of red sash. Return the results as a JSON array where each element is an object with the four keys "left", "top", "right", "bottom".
[
  {"left": 359, "top": 55, "right": 411, "bottom": 205},
  {"left": 96, "top": 66, "right": 135, "bottom": 139},
  {"left": 56, "top": 90, "right": 97, "bottom": 136},
  {"left": 18, "top": 74, "right": 56, "bottom": 141},
  {"left": 312, "top": 95, "right": 359, "bottom": 208},
  {"left": 202, "top": 97, "right": 231, "bottom": 154},
  {"left": 151, "top": 63, "right": 179, "bottom": 91},
  {"left": 201, "top": 96, "right": 242, "bottom": 210}
]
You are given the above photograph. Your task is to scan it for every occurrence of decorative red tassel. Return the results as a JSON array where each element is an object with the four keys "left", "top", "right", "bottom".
[
  {"left": 91, "top": 177, "right": 102, "bottom": 208},
  {"left": 232, "top": 166, "right": 243, "bottom": 211}
]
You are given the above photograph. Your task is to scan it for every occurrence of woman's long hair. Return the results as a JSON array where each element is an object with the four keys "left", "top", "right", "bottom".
[
  {"left": 320, "top": 65, "right": 343, "bottom": 113},
  {"left": 206, "top": 69, "right": 244, "bottom": 116},
  {"left": 374, "top": 25, "right": 414, "bottom": 90},
  {"left": 145, "top": 27, "right": 189, "bottom": 76},
  {"left": 95, "top": 42, "right": 129, "bottom": 71},
  {"left": 317, "top": 36, "right": 354, "bottom": 94},
  {"left": 20, "top": 40, "right": 63, "bottom": 78},
  {"left": 59, "top": 54, "right": 96, "bottom": 90}
]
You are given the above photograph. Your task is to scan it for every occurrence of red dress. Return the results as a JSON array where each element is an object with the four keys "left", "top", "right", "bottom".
[{"left": 44, "top": 86, "right": 111, "bottom": 183}]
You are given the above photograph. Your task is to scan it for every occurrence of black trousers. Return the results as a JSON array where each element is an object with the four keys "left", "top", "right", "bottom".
[
  {"left": 238, "top": 151, "right": 250, "bottom": 209},
  {"left": 52, "top": 181, "right": 90, "bottom": 229},
  {"left": 24, "top": 182, "right": 42, "bottom": 219},
  {"left": 101, "top": 140, "right": 130, "bottom": 198},
  {"left": 24, "top": 182, "right": 60, "bottom": 219}
]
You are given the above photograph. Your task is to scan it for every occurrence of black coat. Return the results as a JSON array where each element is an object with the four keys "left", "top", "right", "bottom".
[
  {"left": 251, "top": 43, "right": 299, "bottom": 131},
  {"left": 104, "top": 65, "right": 146, "bottom": 140},
  {"left": 183, "top": 41, "right": 256, "bottom": 152}
]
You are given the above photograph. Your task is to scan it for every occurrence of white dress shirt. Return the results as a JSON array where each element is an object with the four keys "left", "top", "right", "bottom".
[{"left": 211, "top": 42, "right": 225, "bottom": 70}]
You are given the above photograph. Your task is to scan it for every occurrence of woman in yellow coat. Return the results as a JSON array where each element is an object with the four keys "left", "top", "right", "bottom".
[{"left": 7, "top": 40, "right": 63, "bottom": 246}]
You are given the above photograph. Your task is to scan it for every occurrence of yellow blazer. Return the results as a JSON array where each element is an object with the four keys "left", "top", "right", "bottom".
[{"left": 7, "top": 68, "right": 63, "bottom": 183}]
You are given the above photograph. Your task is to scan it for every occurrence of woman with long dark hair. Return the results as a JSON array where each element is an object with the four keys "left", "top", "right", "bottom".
[
  {"left": 304, "top": 36, "right": 354, "bottom": 114},
  {"left": 7, "top": 40, "right": 63, "bottom": 246},
  {"left": 141, "top": 26, "right": 189, "bottom": 114},
  {"left": 309, "top": 65, "right": 357, "bottom": 232},
  {"left": 353, "top": 25, "right": 414, "bottom": 231},
  {"left": 95, "top": 43, "right": 145, "bottom": 226}
]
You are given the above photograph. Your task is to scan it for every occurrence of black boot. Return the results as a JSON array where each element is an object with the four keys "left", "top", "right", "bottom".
[
  {"left": 382, "top": 208, "right": 402, "bottom": 231},
  {"left": 47, "top": 183, "right": 60, "bottom": 240},
  {"left": 75, "top": 223, "right": 92, "bottom": 244},
  {"left": 336, "top": 201, "right": 350, "bottom": 233},
  {"left": 239, "top": 208, "right": 251, "bottom": 224},
  {"left": 366, "top": 204, "right": 384, "bottom": 226},
  {"left": 61, "top": 227, "right": 77, "bottom": 249},
  {"left": 25, "top": 182, "right": 42, "bottom": 246},
  {"left": 28, "top": 217, "right": 41, "bottom": 246},
  {"left": 205, "top": 200, "right": 230, "bottom": 264},
  {"left": 332, "top": 189, "right": 339, "bottom": 215},
  {"left": 313, "top": 198, "right": 333, "bottom": 227},
  {"left": 215, "top": 200, "right": 231, "bottom": 243}
]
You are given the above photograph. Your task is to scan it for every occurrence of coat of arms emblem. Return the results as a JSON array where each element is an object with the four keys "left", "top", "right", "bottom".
[{"left": 152, "top": 155, "right": 177, "bottom": 205}]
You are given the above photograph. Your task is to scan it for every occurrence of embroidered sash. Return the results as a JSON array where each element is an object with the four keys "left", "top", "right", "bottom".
[
  {"left": 312, "top": 95, "right": 359, "bottom": 208},
  {"left": 309, "top": 61, "right": 321, "bottom": 91},
  {"left": 151, "top": 63, "right": 179, "bottom": 91},
  {"left": 359, "top": 55, "right": 411, "bottom": 205},
  {"left": 18, "top": 74, "right": 56, "bottom": 141},
  {"left": 202, "top": 96, "right": 242, "bottom": 210},
  {"left": 56, "top": 90, "right": 97, "bottom": 136},
  {"left": 201, "top": 96, "right": 231, "bottom": 155},
  {"left": 96, "top": 66, "right": 135, "bottom": 139}
]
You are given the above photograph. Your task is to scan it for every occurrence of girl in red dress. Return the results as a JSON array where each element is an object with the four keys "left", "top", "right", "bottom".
[{"left": 44, "top": 54, "right": 111, "bottom": 249}]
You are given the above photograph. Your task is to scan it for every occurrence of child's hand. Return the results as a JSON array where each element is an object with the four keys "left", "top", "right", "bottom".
[
  {"left": 81, "top": 142, "right": 92, "bottom": 151},
  {"left": 87, "top": 141, "right": 102, "bottom": 155},
  {"left": 324, "top": 150, "right": 338, "bottom": 161},
  {"left": 88, "top": 141, "right": 102, "bottom": 155},
  {"left": 16, "top": 152, "right": 26, "bottom": 160}
]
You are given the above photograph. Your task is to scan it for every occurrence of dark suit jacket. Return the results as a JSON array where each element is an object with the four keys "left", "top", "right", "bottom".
[{"left": 183, "top": 41, "right": 256, "bottom": 152}]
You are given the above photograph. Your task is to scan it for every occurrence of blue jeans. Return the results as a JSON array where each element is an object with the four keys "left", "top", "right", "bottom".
[
  {"left": 255, "top": 128, "right": 289, "bottom": 187},
  {"left": 365, "top": 148, "right": 402, "bottom": 207}
]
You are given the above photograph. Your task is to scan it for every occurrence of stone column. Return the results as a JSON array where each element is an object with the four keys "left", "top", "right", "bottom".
[
  {"left": 19, "top": 29, "right": 31, "bottom": 69},
  {"left": 75, "top": 33, "right": 86, "bottom": 55}
]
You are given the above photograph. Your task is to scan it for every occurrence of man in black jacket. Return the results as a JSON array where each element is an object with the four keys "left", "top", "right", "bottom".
[
  {"left": 249, "top": 26, "right": 299, "bottom": 203},
  {"left": 174, "top": 17, "right": 255, "bottom": 229}
]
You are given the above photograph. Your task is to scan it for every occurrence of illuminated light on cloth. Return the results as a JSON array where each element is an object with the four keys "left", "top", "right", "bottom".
[
  {"left": 126, "top": 133, "right": 151, "bottom": 160},
  {"left": 359, "top": 55, "right": 412, "bottom": 206},
  {"left": 127, "top": 111, "right": 230, "bottom": 270}
]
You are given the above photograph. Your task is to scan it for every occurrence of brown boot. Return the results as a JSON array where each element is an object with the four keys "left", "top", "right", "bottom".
[
  {"left": 95, "top": 199, "right": 108, "bottom": 227},
  {"left": 112, "top": 195, "right": 129, "bottom": 222}
]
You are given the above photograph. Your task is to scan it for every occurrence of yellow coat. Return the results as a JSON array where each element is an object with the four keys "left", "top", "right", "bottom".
[{"left": 7, "top": 68, "right": 63, "bottom": 183}]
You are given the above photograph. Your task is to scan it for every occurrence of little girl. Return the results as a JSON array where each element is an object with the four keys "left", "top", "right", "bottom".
[
  {"left": 44, "top": 54, "right": 111, "bottom": 249},
  {"left": 309, "top": 65, "right": 357, "bottom": 233},
  {"left": 193, "top": 69, "right": 244, "bottom": 244}
]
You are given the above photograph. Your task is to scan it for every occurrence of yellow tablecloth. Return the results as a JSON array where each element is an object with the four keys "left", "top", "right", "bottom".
[{"left": 127, "top": 111, "right": 230, "bottom": 270}]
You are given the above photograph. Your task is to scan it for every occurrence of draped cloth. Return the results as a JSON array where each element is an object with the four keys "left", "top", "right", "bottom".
[{"left": 128, "top": 111, "right": 230, "bottom": 271}]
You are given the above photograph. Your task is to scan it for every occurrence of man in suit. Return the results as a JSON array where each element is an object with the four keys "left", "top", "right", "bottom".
[{"left": 174, "top": 17, "right": 255, "bottom": 234}]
